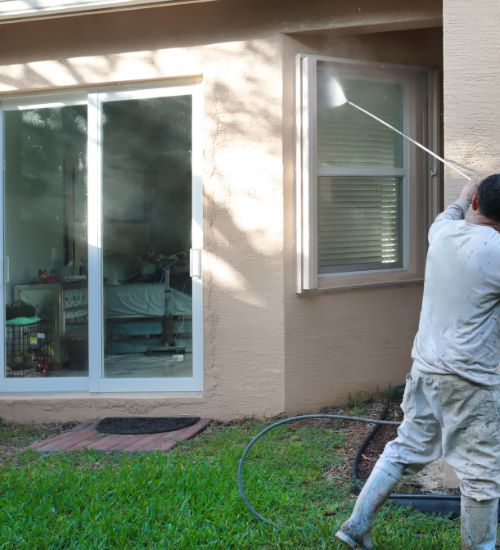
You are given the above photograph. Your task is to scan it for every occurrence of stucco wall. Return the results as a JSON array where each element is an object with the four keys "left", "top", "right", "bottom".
[
  {"left": 0, "top": 0, "right": 443, "bottom": 422},
  {"left": 443, "top": 0, "right": 500, "bottom": 202}
]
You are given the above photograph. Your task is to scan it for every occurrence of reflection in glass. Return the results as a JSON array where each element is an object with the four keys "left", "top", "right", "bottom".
[
  {"left": 3, "top": 106, "right": 89, "bottom": 378},
  {"left": 102, "top": 96, "right": 193, "bottom": 378}
]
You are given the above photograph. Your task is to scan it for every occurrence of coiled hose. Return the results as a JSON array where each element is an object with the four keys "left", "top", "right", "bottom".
[{"left": 238, "top": 413, "right": 400, "bottom": 527}]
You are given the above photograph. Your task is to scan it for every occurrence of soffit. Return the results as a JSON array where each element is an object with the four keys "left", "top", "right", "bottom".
[{"left": 0, "top": 0, "right": 215, "bottom": 22}]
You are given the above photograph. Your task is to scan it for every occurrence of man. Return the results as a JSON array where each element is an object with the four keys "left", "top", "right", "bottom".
[{"left": 336, "top": 174, "right": 500, "bottom": 550}]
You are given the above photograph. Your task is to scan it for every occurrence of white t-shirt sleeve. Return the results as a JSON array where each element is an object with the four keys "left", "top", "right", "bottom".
[{"left": 428, "top": 199, "right": 470, "bottom": 242}]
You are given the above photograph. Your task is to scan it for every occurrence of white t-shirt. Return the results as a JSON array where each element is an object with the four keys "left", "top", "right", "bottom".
[{"left": 412, "top": 199, "right": 500, "bottom": 386}]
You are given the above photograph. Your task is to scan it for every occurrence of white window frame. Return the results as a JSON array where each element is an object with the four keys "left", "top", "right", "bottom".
[
  {"left": 296, "top": 55, "right": 437, "bottom": 293},
  {"left": 0, "top": 81, "right": 203, "bottom": 393}
]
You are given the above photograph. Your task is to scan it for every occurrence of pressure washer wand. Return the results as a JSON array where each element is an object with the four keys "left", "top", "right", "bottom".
[
  {"left": 327, "top": 77, "right": 472, "bottom": 181},
  {"left": 347, "top": 100, "right": 471, "bottom": 181}
]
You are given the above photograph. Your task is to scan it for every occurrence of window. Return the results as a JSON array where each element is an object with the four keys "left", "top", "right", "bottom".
[{"left": 296, "top": 56, "right": 439, "bottom": 291}]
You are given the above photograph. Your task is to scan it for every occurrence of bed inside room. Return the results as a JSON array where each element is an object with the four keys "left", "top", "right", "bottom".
[{"left": 101, "top": 219, "right": 193, "bottom": 379}]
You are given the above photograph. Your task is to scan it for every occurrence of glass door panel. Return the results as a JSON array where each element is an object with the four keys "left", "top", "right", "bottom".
[
  {"left": 3, "top": 105, "right": 89, "bottom": 379},
  {"left": 101, "top": 95, "right": 193, "bottom": 379}
]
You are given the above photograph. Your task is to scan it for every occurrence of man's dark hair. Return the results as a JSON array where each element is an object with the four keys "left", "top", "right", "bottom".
[{"left": 477, "top": 174, "right": 500, "bottom": 222}]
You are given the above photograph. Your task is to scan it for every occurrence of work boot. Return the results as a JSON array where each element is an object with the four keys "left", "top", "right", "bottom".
[
  {"left": 335, "top": 460, "right": 403, "bottom": 550},
  {"left": 461, "top": 496, "right": 499, "bottom": 550}
]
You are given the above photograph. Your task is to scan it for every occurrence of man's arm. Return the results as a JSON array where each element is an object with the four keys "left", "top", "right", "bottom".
[
  {"left": 429, "top": 177, "right": 481, "bottom": 239},
  {"left": 433, "top": 199, "right": 470, "bottom": 223}
]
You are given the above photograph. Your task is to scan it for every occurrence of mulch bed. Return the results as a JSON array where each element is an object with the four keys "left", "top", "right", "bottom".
[
  {"left": 357, "top": 401, "right": 400, "bottom": 481},
  {"left": 324, "top": 401, "right": 388, "bottom": 487},
  {"left": 356, "top": 401, "right": 460, "bottom": 495}
]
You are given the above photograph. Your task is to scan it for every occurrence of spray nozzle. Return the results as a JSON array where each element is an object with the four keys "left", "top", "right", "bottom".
[{"left": 327, "top": 78, "right": 348, "bottom": 108}]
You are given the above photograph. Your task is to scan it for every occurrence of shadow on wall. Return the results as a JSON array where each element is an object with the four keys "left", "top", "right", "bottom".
[{"left": 198, "top": 40, "right": 285, "bottom": 380}]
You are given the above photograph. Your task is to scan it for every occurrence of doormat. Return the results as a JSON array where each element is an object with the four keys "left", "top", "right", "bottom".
[{"left": 96, "top": 416, "right": 201, "bottom": 435}]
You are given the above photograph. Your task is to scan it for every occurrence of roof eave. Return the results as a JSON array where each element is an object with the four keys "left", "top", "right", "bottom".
[{"left": 0, "top": 0, "right": 214, "bottom": 23}]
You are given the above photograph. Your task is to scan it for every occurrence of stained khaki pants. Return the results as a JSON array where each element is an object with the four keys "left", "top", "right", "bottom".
[{"left": 381, "top": 368, "right": 500, "bottom": 501}]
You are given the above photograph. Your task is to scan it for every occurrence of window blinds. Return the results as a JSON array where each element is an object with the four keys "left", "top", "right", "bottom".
[
  {"left": 317, "top": 176, "right": 402, "bottom": 273},
  {"left": 315, "top": 66, "right": 405, "bottom": 273}
]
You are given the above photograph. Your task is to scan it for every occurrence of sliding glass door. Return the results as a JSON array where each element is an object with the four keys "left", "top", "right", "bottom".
[
  {"left": 0, "top": 84, "right": 203, "bottom": 393},
  {"left": 98, "top": 90, "right": 198, "bottom": 388}
]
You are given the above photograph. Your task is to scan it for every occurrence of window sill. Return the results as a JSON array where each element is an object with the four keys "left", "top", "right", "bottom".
[{"left": 301, "top": 270, "right": 424, "bottom": 293}]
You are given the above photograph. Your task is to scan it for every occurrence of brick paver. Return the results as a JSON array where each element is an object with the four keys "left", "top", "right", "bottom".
[{"left": 31, "top": 418, "right": 210, "bottom": 453}]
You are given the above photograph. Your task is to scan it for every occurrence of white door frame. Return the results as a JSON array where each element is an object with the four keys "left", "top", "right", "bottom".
[{"left": 0, "top": 83, "right": 203, "bottom": 393}]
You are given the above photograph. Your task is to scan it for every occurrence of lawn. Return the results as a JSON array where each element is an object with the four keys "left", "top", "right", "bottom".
[{"left": 0, "top": 408, "right": 465, "bottom": 550}]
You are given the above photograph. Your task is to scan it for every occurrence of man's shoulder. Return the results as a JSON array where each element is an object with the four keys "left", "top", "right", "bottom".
[{"left": 429, "top": 217, "right": 468, "bottom": 241}]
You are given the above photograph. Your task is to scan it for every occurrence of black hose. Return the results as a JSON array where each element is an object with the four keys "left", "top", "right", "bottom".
[
  {"left": 351, "top": 386, "right": 404, "bottom": 492},
  {"left": 237, "top": 413, "right": 400, "bottom": 527},
  {"left": 239, "top": 395, "right": 500, "bottom": 526}
]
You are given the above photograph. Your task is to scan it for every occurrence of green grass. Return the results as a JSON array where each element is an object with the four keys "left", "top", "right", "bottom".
[{"left": 0, "top": 417, "right": 467, "bottom": 549}]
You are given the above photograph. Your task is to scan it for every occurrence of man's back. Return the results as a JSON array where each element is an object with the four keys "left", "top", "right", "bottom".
[{"left": 412, "top": 200, "right": 500, "bottom": 386}]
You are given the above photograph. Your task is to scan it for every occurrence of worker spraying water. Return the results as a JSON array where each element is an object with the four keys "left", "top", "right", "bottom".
[
  {"left": 240, "top": 175, "right": 500, "bottom": 548},
  {"left": 321, "top": 77, "right": 500, "bottom": 550},
  {"left": 239, "top": 77, "right": 500, "bottom": 549},
  {"left": 336, "top": 174, "right": 500, "bottom": 550}
]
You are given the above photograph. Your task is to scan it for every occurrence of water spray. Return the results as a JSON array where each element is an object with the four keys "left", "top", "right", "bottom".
[{"left": 327, "top": 78, "right": 472, "bottom": 181}]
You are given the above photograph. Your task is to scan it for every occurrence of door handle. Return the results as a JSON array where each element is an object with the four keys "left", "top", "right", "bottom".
[{"left": 4, "top": 256, "right": 9, "bottom": 284}]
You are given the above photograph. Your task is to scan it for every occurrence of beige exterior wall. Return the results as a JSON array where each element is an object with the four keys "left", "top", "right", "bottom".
[
  {"left": 443, "top": 0, "right": 500, "bottom": 201},
  {"left": 0, "top": 0, "right": 442, "bottom": 422}
]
